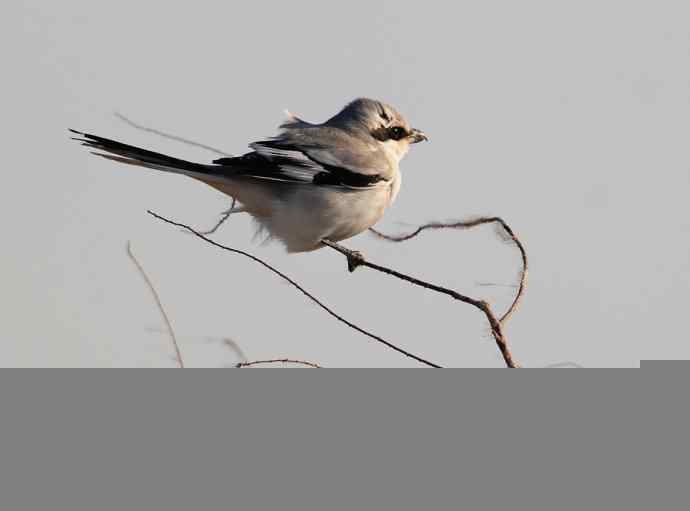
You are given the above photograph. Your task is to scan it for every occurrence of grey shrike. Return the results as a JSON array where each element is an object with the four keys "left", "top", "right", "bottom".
[{"left": 71, "top": 98, "right": 427, "bottom": 252}]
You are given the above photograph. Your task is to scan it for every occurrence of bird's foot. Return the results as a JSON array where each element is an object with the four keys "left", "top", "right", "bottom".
[
  {"left": 321, "top": 239, "right": 366, "bottom": 272},
  {"left": 344, "top": 249, "right": 365, "bottom": 272}
]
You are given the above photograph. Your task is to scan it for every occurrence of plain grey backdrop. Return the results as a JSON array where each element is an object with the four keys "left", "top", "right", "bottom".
[{"left": 2, "top": 0, "right": 688, "bottom": 366}]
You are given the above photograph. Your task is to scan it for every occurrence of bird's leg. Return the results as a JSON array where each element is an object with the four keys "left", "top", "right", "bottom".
[{"left": 321, "top": 239, "right": 366, "bottom": 272}]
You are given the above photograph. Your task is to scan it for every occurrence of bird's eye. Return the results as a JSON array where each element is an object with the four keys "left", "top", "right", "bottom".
[{"left": 389, "top": 127, "right": 407, "bottom": 140}]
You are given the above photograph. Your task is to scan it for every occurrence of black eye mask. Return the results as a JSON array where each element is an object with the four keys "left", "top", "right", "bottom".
[{"left": 371, "top": 125, "right": 408, "bottom": 142}]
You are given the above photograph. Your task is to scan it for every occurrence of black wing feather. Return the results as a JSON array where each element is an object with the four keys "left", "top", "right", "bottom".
[{"left": 214, "top": 140, "right": 386, "bottom": 188}]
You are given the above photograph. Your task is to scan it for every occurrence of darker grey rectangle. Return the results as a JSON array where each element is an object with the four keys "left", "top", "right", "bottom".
[{"left": 641, "top": 360, "right": 690, "bottom": 368}]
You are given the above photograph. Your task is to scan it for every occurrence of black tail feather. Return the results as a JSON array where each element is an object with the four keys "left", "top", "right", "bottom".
[{"left": 69, "top": 129, "right": 208, "bottom": 173}]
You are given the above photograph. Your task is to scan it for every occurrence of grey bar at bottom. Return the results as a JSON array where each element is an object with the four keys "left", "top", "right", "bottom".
[{"left": 640, "top": 360, "right": 690, "bottom": 368}]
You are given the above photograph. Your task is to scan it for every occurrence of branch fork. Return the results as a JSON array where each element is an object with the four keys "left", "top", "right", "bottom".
[{"left": 321, "top": 236, "right": 520, "bottom": 368}]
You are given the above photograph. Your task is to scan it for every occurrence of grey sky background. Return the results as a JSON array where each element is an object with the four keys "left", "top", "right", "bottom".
[{"left": 2, "top": 1, "right": 688, "bottom": 366}]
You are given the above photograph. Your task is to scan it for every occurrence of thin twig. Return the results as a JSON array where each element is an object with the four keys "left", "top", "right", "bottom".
[
  {"left": 147, "top": 210, "right": 442, "bottom": 368},
  {"left": 222, "top": 337, "right": 249, "bottom": 364},
  {"left": 114, "top": 112, "right": 233, "bottom": 157},
  {"left": 199, "top": 198, "right": 237, "bottom": 235},
  {"left": 202, "top": 211, "right": 231, "bottom": 235},
  {"left": 219, "top": 337, "right": 323, "bottom": 368},
  {"left": 126, "top": 241, "right": 185, "bottom": 368},
  {"left": 370, "top": 217, "right": 528, "bottom": 325},
  {"left": 321, "top": 239, "right": 519, "bottom": 368},
  {"left": 236, "top": 359, "right": 322, "bottom": 368}
]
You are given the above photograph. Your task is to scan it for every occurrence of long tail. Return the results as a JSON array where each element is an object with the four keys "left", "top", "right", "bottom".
[{"left": 70, "top": 129, "right": 225, "bottom": 181}]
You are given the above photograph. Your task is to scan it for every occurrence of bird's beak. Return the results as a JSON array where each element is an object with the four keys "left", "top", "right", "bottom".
[{"left": 409, "top": 128, "right": 428, "bottom": 143}]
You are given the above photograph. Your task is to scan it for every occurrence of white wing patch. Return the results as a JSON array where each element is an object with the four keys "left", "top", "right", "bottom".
[
  {"left": 247, "top": 140, "right": 387, "bottom": 189},
  {"left": 250, "top": 142, "right": 324, "bottom": 183}
]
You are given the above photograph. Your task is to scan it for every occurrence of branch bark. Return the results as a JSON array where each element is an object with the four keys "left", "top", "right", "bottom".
[{"left": 321, "top": 239, "right": 519, "bottom": 368}]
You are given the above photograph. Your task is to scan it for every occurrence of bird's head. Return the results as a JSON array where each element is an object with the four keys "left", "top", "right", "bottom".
[{"left": 326, "top": 98, "right": 428, "bottom": 161}]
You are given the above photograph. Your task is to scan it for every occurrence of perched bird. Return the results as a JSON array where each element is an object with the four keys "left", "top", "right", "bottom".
[{"left": 71, "top": 98, "right": 427, "bottom": 252}]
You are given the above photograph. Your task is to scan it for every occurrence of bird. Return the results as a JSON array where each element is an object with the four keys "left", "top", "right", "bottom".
[{"left": 71, "top": 98, "right": 427, "bottom": 253}]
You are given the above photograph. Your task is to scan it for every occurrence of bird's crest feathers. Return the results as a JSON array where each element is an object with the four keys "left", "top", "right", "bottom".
[{"left": 280, "top": 109, "right": 313, "bottom": 129}]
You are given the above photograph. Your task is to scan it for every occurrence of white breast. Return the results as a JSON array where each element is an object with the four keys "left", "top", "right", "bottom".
[{"left": 259, "top": 177, "right": 399, "bottom": 252}]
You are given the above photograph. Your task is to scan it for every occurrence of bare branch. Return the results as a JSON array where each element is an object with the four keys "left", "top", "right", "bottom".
[
  {"left": 126, "top": 241, "right": 185, "bottom": 368},
  {"left": 114, "top": 112, "right": 233, "bottom": 157},
  {"left": 321, "top": 239, "right": 519, "bottom": 368},
  {"left": 236, "top": 359, "right": 321, "bottom": 368},
  {"left": 147, "top": 210, "right": 442, "bottom": 368},
  {"left": 218, "top": 337, "right": 322, "bottom": 368},
  {"left": 370, "top": 217, "right": 528, "bottom": 325}
]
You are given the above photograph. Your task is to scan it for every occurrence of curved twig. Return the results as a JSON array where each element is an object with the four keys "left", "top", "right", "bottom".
[
  {"left": 114, "top": 112, "right": 233, "bottom": 157},
  {"left": 370, "top": 217, "right": 528, "bottom": 325},
  {"left": 236, "top": 359, "right": 321, "bottom": 368},
  {"left": 147, "top": 210, "right": 442, "bottom": 368},
  {"left": 127, "top": 241, "right": 185, "bottom": 368},
  {"left": 220, "top": 337, "right": 249, "bottom": 364}
]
